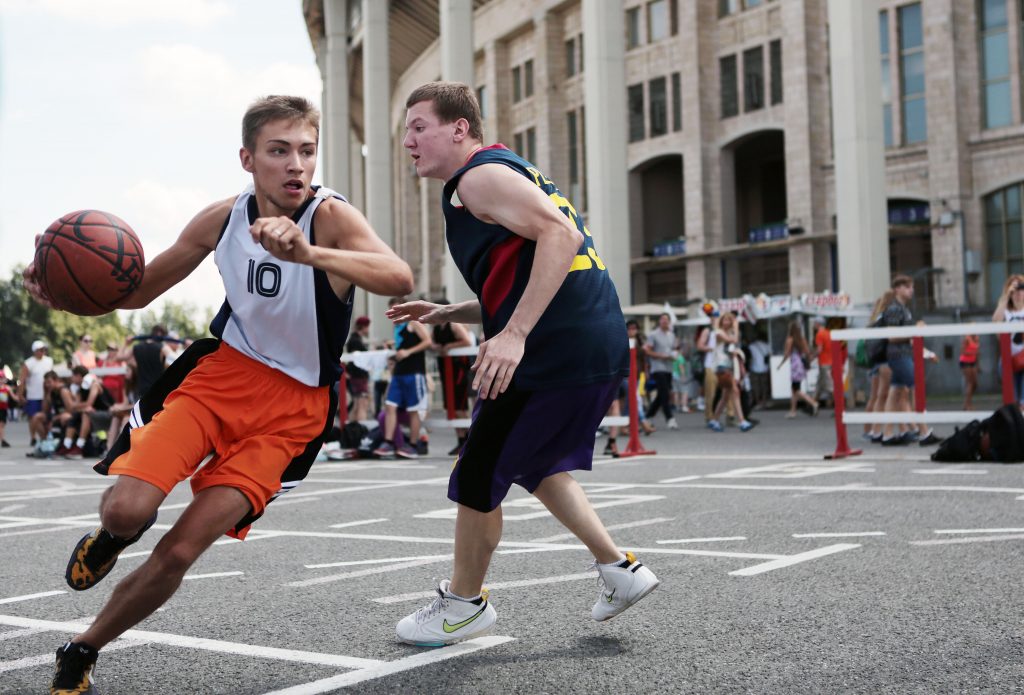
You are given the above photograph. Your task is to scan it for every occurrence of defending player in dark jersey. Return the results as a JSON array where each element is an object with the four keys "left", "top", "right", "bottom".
[{"left": 388, "top": 81, "right": 659, "bottom": 646}]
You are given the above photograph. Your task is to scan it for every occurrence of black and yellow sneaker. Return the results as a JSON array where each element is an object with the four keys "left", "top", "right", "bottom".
[
  {"left": 51, "top": 641, "right": 99, "bottom": 695},
  {"left": 65, "top": 512, "right": 157, "bottom": 591}
]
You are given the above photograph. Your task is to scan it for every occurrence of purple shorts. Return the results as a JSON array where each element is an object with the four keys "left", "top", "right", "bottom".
[
  {"left": 23, "top": 399, "right": 43, "bottom": 417},
  {"left": 448, "top": 378, "right": 619, "bottom": 512}
]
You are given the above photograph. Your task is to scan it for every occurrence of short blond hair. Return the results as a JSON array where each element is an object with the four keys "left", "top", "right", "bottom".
[{"left": 242, "top": 95, "right": 320, "bottom": 150}]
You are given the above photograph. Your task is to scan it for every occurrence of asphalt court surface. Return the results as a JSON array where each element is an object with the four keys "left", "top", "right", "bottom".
[{"left": 1, "top": 411, "right": 1022, "bottom": 693}]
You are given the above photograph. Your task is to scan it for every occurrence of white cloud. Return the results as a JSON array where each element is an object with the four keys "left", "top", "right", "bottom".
[
  {"left": 0, "top": 0, "right": 233, "bottom": 27},
  {"left": 139, "top": 43, "right": 322, "bottom": 116}
]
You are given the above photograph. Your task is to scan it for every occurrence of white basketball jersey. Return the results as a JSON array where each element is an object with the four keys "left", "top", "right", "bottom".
[{"left": 212, "top": 185, "right": 354, "bottom": 387}]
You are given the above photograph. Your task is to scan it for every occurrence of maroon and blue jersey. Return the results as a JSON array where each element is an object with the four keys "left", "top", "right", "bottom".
[{"left": 441, "top": 144, "right": 628, "bottom": 390}]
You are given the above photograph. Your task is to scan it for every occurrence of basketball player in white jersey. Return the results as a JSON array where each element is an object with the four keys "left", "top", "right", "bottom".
[{"left": 24, "top": 95, "right": 414, "bottom": 695}]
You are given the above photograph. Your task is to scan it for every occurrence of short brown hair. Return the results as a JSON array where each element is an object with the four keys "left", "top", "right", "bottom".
[
  {"left": 891, "top": 274, "right": 913, "bottom": 289},
  {"left": 405, "top": 82, "right": 483, "bottom": 141},
  {"left": 242, "top": 95, "right": 320, "bottom": 150}
]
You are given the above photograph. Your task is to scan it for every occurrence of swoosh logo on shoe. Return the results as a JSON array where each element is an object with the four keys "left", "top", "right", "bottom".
[
  {"left": 604, "top": 588, "right": 617, "bottom": 603},
  {"left": 442, "top": 604, "right": 487, "bottom": 633}
]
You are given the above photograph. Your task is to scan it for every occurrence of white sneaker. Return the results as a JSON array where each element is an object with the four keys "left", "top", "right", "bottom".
[
  {"left": 591, "top": 552, "right": 660, "bottom": 621},
  {"left": 396, "top": 580, "right": 497, "bottom": 646},
  {"left": 666, "top": 417, "right": 679, "bottom": 430}
]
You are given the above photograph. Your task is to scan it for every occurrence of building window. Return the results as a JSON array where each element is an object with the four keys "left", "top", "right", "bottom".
[
  {"left": 580, "top": 106, "right": 588, "bottom": 210},
  {"left": 720, "top": 54, "right": 739, "bottom": 118},
  {"left": 566, "top": 37, "right": 577, "bottom": 78},
  {"left": 880, "top": 10, "right": 893, "bottom": 147},
  {"left": 627, "top": 7, "right": 642, "bottom": 49},
  {"left": 628, "top": 83, "right": 645, "bottom": 141},
  {"left": 980, "top": 0, "right": 1012, "bottom": 129},
  {"left": 512, "top": 65, "right": 522, "bottom": 103},
  {"left": 514, "top": 131, "right": 524, "bottom": 156},
  {"left": 524, "top": 60, "right": 534, "bottom": 98},
  {"left": 578, "top": 34, "right": 584, "bottom": 73},
  {"left": 769, "top": 39, "right": 783, "bottom": 105},
  {"left": 477, "top": 85, "right": 486, "bottom": 120},
  {"left": 898, "top": 3, "right": 927, "bottom": 144},
  {"left": 671, "top": 72, "right": 682, "bottom": 131},
  {"left": 648, "top": 0, "right": 670, "bottom": 42},
  {"left": 526, "top": 126, "right": 536, "bottom": 162},
  {"left": 985, "top": 183, "right": 1024, "bottom": 303},
  {"left": 743, "top": 46, "right": 765, "bottom": 111},
  {"left": 568, "top": 110, "right": 580, "bottom": 207},
  {"left": 719, "top": 0, "right": 739, "bottom": 17},
  {"left": 649, "top": 77, "right": 668, "bottom": 137}
]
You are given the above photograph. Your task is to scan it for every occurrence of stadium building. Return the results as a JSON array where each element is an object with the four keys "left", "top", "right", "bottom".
[{"left": 303, "top": 0, "right": 1024, "bottom": 322}]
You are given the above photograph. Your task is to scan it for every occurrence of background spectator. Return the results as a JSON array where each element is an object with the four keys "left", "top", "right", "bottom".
[
  {"left": 644, "top": 313, "right": 678, "bottom": 430},
  {"left": 345, "top": 316, "right": 373, "bottom": 423},
  {"left": 18, "top": 339, "right": 53, "bottom": 446},
  {"left": 71, "top": 334, "right": 97, "bottom": 370},
  {"left": 747, "top": 330, "right": 771, "bottom": 410},
  {"left": 812, "top": 318, "right": 834, "bottom": 408},
  {"left": 992, "top": 273, "right": 1024, "bottom": 404},
  {"left": 779, "top": 320, "right": 818, "bottom": 419},
  {"left": 959, "top": 328, "right": 980, "bottom": 410}
]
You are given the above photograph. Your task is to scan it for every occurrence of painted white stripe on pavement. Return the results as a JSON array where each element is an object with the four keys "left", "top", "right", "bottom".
[
  {"left": 374, "top": 573, "right": 600, "bottom": 604},
  {"left": 656, "top": 536, "right": 748, "bottom": 544},
  {"left": 912, "top": 469, "right": 988, "bottom": 475},
  {"left": 0, "top": 590, "right": 65, "bottom": 605},
  {"left": 261, "top": 636, "right": 516, "bottom": 694},
  {"left": 728, "top": 544, "right": 861, "bottom": 577},
  {"left": 305, "top": 553, "right": 449, "bottom": 569},
  {"left": 0, "top": 639, "right": 147, "bottom": 675},
  {"left": 792, "top": 532, "right": 886, "bottom": 538},
  {"left": 934, "top": 527, "right": 1024, "bottom": 534},
  {"left": 328, "top": 518, "right": 389, "bottom": 529},
  {"left": 911, "top": 534, "right": 1024, "bottom": 546},
  {"left": 0, "top": 614, "right": 384, "bottom": 669},
  {"left": 288, "top": 557, "right": 454, "bottom": 587},
  {"left": 530, "top": 517, "right": 674, "bottom": 544},
  {"left": 0, "top": 504, "right": 25, "bottom": 513},
  {"left": 0, "top": 626, "right": 51, "bottom": 642},
  {"left": 0, "top": 525, "right": 93, "bottom": 539},
  {"left": 657, "top": 475, "right": 703, "bottom": 483},
  {"left": 182, "top": 571, "right": 243, "bottom": 581}
]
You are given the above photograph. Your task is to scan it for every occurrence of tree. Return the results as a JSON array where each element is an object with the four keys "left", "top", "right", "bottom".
[{"left": 123, "top": 301, "right": 214, "bottom": 341}]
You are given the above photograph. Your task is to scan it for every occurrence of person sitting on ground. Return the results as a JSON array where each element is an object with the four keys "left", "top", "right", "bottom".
[
  {"left": 69, "top": 365, "right": 116, "bottom": 454},
  {"left": 344, "top": 316, "right": 373, "bottom": 423}
]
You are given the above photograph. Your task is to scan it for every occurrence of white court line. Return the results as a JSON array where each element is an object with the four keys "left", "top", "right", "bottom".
[
  {"left": 289, "top": 558, "right": 452, "bottom": 587},
  {"left": 374, "top": 573, "right": 600, "bottom": 604},
  {"left": 119, "top": 531, "right": 286, "bottom": 560},
  {"left": 0, "top": 626, "right": 51, "bottom": 642},
  {"left": 0, "top": 504, "right": 25, "bottom": 513},
  {"left": 305, "top": 553, "right": 448, "bottom": 569},
  {"left": 267, "top": 496, "right": 321, "bottom": 507},
  {"left": 935, "top": 527, "right": 1024, "bottom": 534},
  {"left": 912, "top": 469, "right": 988, "bottom": 475},
  {"left": 911, "top": 534, "right": 1024, "bottom": 546},
  {"left": 529, "top": 517, "right": 674, "bottom": 544},
  {"left": 0, "top": 525, "right": 90, "bottom": 539},
  {"left": 0, "top": 590, "right": 65, "bottom": 605},
  {"left": 656, "top": 536, "right": 748, "bottom": 544},
  {"left": 328, "top": 518, "right": 389, "bottom": 529},
  {"left": 657, "top": 475, "right": 703, "bottom": 484},
  {"left": 0, "top": 486, "right": 111, "bottom": 504},
  {"left": 616, "top": 482, "right": 1024, "bottom": 495},
  {"left": 0, "top": 614, "right": 384, "bottom": 669},
  {"left": 183, "top": 571, "right": 243, "bottom": 581},
  {"left": 728, "top": 544, "right": 861, "bottom": 576},
  {"left": 0, "top": 639, "right": 147, "bottom": 675},
  {"left": 261, "top": 636, "right": 515, "bottom": 694},
  {"left": 792, "top": 532, "right": 886, "bottom": 538}
]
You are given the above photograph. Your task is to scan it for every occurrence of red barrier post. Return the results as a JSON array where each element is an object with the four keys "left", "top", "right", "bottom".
[
  {"left": 339, "top": 370, "right": 348, "bottom": 423},
  {"left": 619, "top": 339, "right": 655, "bottom": 458},
  {"left": 912, "top": 336, "right": 926, "bottom": 413},
  {"left": 443, "top": 355, "right": 457, "bottom": 421},
  {"left": 999, "top": 333, "right": 1015, "bottom": 405},
  {"left": 826, "top": 338, "right": 861, "bottom": 460}
]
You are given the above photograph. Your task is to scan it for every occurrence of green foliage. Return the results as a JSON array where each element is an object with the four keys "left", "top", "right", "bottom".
[{"left": 0, "top": 265, "right": 212, "bottom": 371}]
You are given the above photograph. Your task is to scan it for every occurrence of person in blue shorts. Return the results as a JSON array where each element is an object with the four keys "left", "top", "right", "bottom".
[{"left": 388, "top": 81, "right": 659, "bottom": 646}]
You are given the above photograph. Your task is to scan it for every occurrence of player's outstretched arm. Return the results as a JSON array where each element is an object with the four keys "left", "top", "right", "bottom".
[
  {"left": 253, "top": 198, "right": 413, "bottom": 297},
  {"left": 118, "top": 199, "right": 231, "bottom": 309},
  {"left": 456, "top": 163, "right": 583, "bottom": 398},
  {"left": 386, "top": 300, "right": 482, "bottom": 325}
]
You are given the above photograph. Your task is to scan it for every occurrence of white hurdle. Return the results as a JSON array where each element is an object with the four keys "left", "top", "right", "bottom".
[{"left": 825, "top": 321, "right": 1020, "bottom": 459}]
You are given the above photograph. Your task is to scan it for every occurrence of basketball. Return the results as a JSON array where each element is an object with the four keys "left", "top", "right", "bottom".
[{"left": 34, "top": 210, "right": 145, "bottom": 316}]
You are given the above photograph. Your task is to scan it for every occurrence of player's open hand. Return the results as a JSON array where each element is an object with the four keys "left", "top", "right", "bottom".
[
  {"left": 250, "top": 216, "right": 311, "bottom": 264},
  {"left": 386, "top": 300, "right": 449, "bottom": 325},
  {"left": 472, "top": 328, "right": 525, "bottom": 399},
  {"left": 23, "top": 236, "right": 56, "bottom": 308}
]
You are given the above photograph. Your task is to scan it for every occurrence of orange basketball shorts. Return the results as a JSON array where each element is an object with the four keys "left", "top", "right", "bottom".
[{"left": 108, "top": 342, "right": 329, "bottom": 520}]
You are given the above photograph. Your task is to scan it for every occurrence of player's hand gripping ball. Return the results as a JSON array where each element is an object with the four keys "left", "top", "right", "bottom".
[{"left": 34, "top": 210, "right": 145, "bottom": 316}]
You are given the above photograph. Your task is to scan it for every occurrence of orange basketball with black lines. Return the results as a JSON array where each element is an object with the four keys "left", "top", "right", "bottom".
[{"left": 34, "top": 210, "right": 145, "bottom": 316}]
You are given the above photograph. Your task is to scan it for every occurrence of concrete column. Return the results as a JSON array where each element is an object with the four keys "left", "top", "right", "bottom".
[
  {"left": 582, "top": 0, "right": 630, "bottom": 300},
  {"left": 828, "top": 0, "right": 890, "bottom": 306},
  {"left": 323, "top": 0, "right": 350, "bottom": 194},
  {"left": 438, "top": 0, "right": 475, "bottom": 304},
  {"left": 363, "top": 0, "right": 392, "bottom": 340}
]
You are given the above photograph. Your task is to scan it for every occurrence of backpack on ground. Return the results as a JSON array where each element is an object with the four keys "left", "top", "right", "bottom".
[
  {"left": 931, "top": 420, "right": 983, "bottom": 463},
  {"left": 985, "top": 404, "right": 1024, "bottom": 463},
  {"left": 338, "top": 421, "right": 369, "bottom": 450}
]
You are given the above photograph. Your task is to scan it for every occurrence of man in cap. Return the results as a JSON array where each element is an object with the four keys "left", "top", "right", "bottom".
[{"left": 18, "top": 340, "right": 53, "bottom": 446}]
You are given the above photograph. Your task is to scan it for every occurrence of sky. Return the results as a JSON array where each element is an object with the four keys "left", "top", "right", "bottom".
[{"left": 0, "top": 0, "right": 323, "bottom": 318}]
